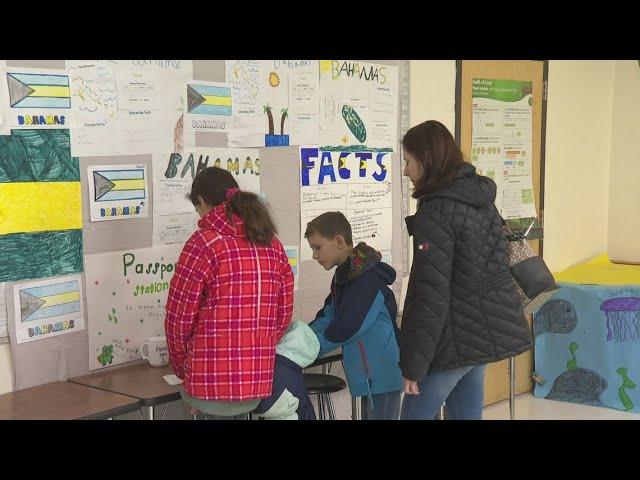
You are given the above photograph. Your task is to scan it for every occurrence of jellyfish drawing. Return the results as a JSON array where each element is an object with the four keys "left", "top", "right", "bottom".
[{"left": 600, "top": 297, "right": 640, "bottom": 342}]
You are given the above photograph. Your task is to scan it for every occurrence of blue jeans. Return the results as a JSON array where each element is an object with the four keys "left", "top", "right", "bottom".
[
  {"left": 362, "top": 390, "right": 402, "bottom": 420},
  {"left": 400, "top": 364, "right": 487, "bottom": 420}
]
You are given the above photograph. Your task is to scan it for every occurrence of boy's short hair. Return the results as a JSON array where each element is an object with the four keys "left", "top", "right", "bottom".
[{"left": 305, "top": 212, "right": 353, "bottom": 246}]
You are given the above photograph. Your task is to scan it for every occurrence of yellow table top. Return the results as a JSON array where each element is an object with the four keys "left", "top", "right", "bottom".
[{"left": 553, "top": 254, "right": 640, "bottom": 285}]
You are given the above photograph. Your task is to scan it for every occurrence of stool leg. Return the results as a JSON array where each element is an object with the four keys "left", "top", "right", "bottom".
[
  {"left": 351, "top": 397, "right": 359, "bottom": 420},
  {"left": 360, "top": 397, "right": 367, "bottom": 420},
  {"left": 321, "top": 394, "right": 329, "bottom": 419},
  {"left": 317, "top": 394, "right": 324, "bottom": 420},
  {"left": 326, "top": 394, "right": 337, "bottom": 420},
  {"left": 320, "top": 393, "right": 329, "bottom": 420}
]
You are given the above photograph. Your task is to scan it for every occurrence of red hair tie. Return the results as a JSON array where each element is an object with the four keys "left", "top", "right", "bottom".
[{"left": 225, "top": 188, "right": 240, "bottom": 201}]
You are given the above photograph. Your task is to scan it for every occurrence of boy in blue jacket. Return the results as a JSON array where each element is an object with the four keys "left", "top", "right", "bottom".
[{"left": 305, "top": 212, "right": 402, "bottom": 420}]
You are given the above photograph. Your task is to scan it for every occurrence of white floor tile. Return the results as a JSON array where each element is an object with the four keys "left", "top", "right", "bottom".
[{"left": 483, "top": 393, "right": 640, "bottom": 420}]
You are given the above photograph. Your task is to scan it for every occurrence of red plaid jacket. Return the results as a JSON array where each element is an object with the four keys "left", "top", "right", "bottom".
[{"left": 165, "top": 203, "right": 294, "bottom": 401}]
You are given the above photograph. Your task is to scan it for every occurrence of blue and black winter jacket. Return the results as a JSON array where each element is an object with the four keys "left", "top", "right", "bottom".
[{"left": 309, "top": 243, "right": 403, "bottom": 399}]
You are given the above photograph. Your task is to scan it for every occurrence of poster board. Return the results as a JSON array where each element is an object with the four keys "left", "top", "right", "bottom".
[{"left": 4, "top": 60, "right": 408, "bottom": 421}]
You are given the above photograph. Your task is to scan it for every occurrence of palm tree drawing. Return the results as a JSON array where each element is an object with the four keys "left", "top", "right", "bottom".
[
  {"left": 280, "top": 108, "right": 288, "bottom": 136},
  {"left": 263, "top": 104, "right": 274, "bottom": 135}
]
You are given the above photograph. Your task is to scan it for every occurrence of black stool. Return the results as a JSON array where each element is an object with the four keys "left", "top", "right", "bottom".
[{"left": 303, "top": 373, "right": 347, "bottom": 420}]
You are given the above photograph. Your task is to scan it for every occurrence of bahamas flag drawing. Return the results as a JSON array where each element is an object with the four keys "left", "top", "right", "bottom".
[
  {"left": 187, "top": 83, "right": 232, "bottom": 116},
  {"left": 13, "top": 273, "right": 85, "bottom": 344},
  {"left": 7, "top": 72, "right": 71, "bottom": 109},
  {"left": 185, "top": 81, "right": 232, "bottom": 132},
  {"left": 19, "top": 279, "right": 81, "bottom": 323},
  {"left": 4, "top": 68, "right": 72, "bottom": 129}
]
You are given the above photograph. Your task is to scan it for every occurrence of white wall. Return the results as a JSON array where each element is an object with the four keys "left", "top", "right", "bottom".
[
  {"left": 408, "top": 60, "right": 457, "bottom": 215},
  {"left": 543, "top": 60, "right": 615, "bottom": 272},
  {"left": 401, "top": 61, "right": 457, "bottom": 306},
  {"left": 409, "top": 61, "right": 457, "bottom": 135},
  {"left": 607, "top": 60, "right": 640, "bottom": 264}
]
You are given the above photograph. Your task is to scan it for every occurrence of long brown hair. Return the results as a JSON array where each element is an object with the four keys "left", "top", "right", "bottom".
[
  {"left": 402, "top": 120, "right": 465, "bottom": 198},
  {"left": 188, "top": 167, "right": 277, "bottom": 245}
]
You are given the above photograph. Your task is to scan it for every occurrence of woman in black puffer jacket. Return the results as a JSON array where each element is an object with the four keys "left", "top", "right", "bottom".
[{"left": 399, "top": 121, "right": 532, "bottom": 420}]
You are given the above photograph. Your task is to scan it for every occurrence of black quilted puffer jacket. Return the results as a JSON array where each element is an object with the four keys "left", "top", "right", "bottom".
[{"left": 400, "top": 163, "right": 532, "bottom": 381}]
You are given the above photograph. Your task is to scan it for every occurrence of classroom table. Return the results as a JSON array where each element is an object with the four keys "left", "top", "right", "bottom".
[
  {"left": 69, "top": 363, "right": 181, "bottom": 420},
  {"left": 0, "top": 381, "right": 141, "bottom": 420},
  {"left": 68, "top": 352, "right": 361, "bottom": 420}
]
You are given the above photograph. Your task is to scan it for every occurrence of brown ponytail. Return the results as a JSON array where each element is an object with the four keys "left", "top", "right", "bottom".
[
  {"left": 188, "top": 166, "right": 277, "bottom": 246},
  {"left": 226, "top": 192, "right": 277, "bottom": 245}
]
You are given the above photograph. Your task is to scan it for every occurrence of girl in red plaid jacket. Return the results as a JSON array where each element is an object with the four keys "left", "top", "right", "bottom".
[{"left": 165, "top": 167, "right": 294, "bottom": 408}]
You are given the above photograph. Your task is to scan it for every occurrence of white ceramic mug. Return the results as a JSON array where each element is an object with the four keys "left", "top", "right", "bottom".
[{"left": 140, "top": 336, "right": 169, "bottom": 367}]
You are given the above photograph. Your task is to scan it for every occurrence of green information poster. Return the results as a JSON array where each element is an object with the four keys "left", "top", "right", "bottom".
[{"left": 471, "top": 78, "right": 539, "bottom": 236}]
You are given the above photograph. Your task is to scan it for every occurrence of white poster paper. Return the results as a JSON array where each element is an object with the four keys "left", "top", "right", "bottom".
[
  {"left": 501, "top": 169, "right": 537, "bottom": 220},
  {"left": 85, "top": 245, "right": 181, "bottom": 370},
  {"left": 319, "top": 60, "right": 398, "bottom": 152},
  {"left": 12, "top": 274, "right": 85, "bottom": 344},
  {"left": 67, "top": 60, "right": 193, "bottom": 156},
  {"left": 152, "top": 148, "right": 260, "bottom": 245},
  {"left": 299, "top": 146, "right": 393, "bottom": 261},
  {"left": 225, "top": 60, "right": 262, "bottom": 147},
  {"left": 114, "top": 66, "right": 162, "bottom": 153},
  {"left": 226, "top": 60, "right": 320, "bottom": 147},
  {"left": 87, "top": 164, "right": 149, "bottom": 222},
  {"left": 185, "top": 80, "right": 232, "bottom": 132},
  {"left": 3, "top": 67, "right": 73, "bottom": 130}
]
